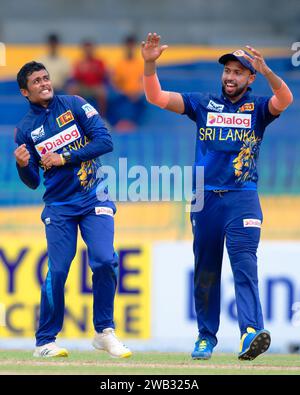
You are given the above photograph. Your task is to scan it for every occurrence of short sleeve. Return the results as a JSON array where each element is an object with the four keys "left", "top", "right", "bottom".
[
  {"left": 181, "top": 92, "right": 203, "bottom": 122},
  {"left": 256, "top": 96, "right": 280, "bottom": 128}
]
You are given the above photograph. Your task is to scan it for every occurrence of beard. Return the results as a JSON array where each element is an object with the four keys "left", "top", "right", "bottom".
[{"left": 222, "top": 80, "right": 249, "bottom": 99}]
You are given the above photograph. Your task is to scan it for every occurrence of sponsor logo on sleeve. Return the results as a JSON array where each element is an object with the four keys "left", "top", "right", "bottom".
[
  {"left": 56, "top": 110, "right": 74, "bottom": 127},
  {"left": 35, "top": 124, "right": 80, "bottom": 156},
  {"left": 82, "top": 103, "right": 98, "bottom": 118},
  {"left": 207, "top": 112, "right": 251, "bottom": 128},
  {"left": 243, "top": 218, "right": 261, "bottom": 228},
  {"left": 238, "top": 102, "right": 255, "bottom": 112},
  {"left": 31, "top": 125, "right": 45, "bottom": 143},
  {"left": 95, "top": 207, "right": 114, "bottom": 217},
  {"left": 206, "top": 100, "right": 224, "bottom": 112}
]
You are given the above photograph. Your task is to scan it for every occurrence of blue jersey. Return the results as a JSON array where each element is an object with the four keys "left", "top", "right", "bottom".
[
  {"left": 15, "top": 95, "right": 113, "bottom": 205},
  {"left": 182, "top": 89, "right": 279, "bottom": 191}
]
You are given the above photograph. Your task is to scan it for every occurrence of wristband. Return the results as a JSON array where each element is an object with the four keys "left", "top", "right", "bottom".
[
  {"left": 143, "top": 74, "right": 170, "bottom": 108},
  {"left": 270, "top": 80, "right": 293, "bottom": 111},
  {"left": 60, "top": 154, "right": 66, "bottom": 165}
]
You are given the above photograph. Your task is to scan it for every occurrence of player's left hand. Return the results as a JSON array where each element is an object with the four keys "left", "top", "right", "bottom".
[
  {"left": 41, "top": 152, "right": 64, "bottom": 169},
  {"left": 244, "top": 46, "right": 272, "bottom": 76},
  {"left": 141, "top": 33, "right": 168, "bottom": 62}
]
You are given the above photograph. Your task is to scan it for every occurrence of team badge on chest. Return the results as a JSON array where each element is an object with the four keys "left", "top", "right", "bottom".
[
  {"left": 56, "top": 110, "right": 74, "bottom": 127},
  {"left": 238, "top": 102, "right": 255, "bottom": 113}
]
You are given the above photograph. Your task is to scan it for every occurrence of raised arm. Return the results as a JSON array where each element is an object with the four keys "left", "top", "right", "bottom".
[
  {"left": 244, "top": 45, "right": 293, "bottom": 116},
  {"left": 141, "top": 33, "right": 185, "bottom": 114}
]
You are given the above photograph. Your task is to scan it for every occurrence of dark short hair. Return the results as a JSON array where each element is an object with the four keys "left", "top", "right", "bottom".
[
  {"left": 81, "top": 38, "right": 94, "bottom": 47},
  {"left": 47, "top": 33, "right": 59, "bottom": 44},
  {"left": 124, "top": 34, "right": 137, "bottom": 45},
  {"left": 17, "top": 61, "right": 48, "bottom": 90}
]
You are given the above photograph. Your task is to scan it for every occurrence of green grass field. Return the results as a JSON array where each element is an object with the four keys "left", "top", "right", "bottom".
[{"left": 0, "top": 351, "right": 300, "bottom": 375}]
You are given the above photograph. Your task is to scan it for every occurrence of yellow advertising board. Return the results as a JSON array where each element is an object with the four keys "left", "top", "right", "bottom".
[
  {"left": 0, "top": 235, "right": 151, "bottom": 340},
  {"left": 0, "top": 45, "right": 289, "bottom": 80}
]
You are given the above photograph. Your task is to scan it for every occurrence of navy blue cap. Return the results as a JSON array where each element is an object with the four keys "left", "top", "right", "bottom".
[{"left": 218, "top": 49, "right": 256, "bottom": 74}]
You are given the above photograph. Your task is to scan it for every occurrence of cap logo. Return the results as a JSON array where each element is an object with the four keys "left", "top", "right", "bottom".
[{"left": 233, "top": 50, "right": 245, "bottom": 57}]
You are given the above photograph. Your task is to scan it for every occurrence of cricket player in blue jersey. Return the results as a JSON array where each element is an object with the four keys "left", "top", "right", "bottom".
[
  {"left": 14, "top": 61, "right": 132, "bottom": 359},
  {"left": 142, "top": 33, "right": 293, "bottom": 360}
]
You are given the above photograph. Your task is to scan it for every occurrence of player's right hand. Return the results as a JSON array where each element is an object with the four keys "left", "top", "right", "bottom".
[
  {"left": 14, "top": 144, "right": 30, "bottom": 167},
  {"left": 141, "top": 32, "right": 168, "bottom": 62}
]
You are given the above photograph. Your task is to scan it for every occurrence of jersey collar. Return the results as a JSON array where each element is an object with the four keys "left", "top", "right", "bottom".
[{"left": 29, "top": 95, "right": 56, "bottom": 114}]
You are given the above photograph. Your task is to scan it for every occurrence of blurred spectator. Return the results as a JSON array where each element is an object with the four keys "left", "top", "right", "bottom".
[
  {"left": 108, "top": 34, "right": 145, "bottom": 132},
  {"left": 39, "top": 33, "right": 71, "bottom": 94},
  {"left": 68, "top": 40, "right": 108, "bottom": 117}
]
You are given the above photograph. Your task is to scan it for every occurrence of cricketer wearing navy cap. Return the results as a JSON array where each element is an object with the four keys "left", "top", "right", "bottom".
[
  {"left": 142, "top": 34, "right": 293, "bottom": 362},
  {"left": 219, "top": 49, "right": 257, "bottom": 74}
]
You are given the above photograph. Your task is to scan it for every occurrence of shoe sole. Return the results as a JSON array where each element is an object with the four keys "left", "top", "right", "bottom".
[
  {"left": 92, "top": 342, "right": 132, "bottom": 358},
  {"left": 238, "top": 330, "right": 271, "bottom": 361},
  {"left": 97, "top": 351, "right": 133, "bottom": 359},
  {"left": 54, "top": 350, "right": 68, "bottom": 357},
  {"left": 33, "top": 349, "right": 68, "bottom": 358},
  {"left": 119, "top": 351, "right": 132, "bottom": 358},
  {"left": 191, "top": 355, "right": 211, "bottom": 360}
]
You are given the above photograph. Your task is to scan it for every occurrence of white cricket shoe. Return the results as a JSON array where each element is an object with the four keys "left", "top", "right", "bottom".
[
  {"left": 33, "top": 342, "right": 68, "bottom": 358},
  {"left": 92, "top": 328, "right": 132, "bottom": 358}
]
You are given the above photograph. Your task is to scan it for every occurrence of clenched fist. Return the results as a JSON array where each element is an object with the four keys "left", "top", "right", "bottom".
[
  {"left": 41, "top": 152, "right": 65, "bottom": 169},
  {"left": 14, "top": 144, "right": 30, "bottom": 167}
]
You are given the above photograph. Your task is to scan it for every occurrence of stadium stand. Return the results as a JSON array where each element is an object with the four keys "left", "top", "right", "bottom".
[{"left": 1, "top": 55, "right": 299, "bottom": 205}]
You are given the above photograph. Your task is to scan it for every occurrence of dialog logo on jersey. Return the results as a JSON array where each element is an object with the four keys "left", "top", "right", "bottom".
[
  {"left": 95, "top": 207, "right": 114, "bottom": 217},
  {"left": 35, "top": 124, "right": 80, "bottom": 156},
  {"left": 243, "top": 218, "right": 261, "bottom": 228},
  {"left": 207, "top": 112, "right": 252, "bottom": 128}
]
